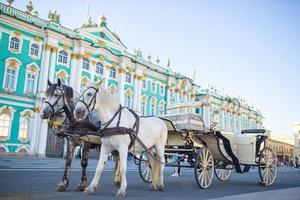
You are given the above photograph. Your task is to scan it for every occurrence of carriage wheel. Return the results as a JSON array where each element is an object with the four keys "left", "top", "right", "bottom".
[
  {"left": 258, "top": 147, "right": 277, "bottom": 186},
  {"left": 214, "top": 162, "right": 233, "bottom": 181},
  {"left": 138, "top": 153, "right": 152, "bottom": 183},
  {"left": 194, "top": 147, "right": 214, "bottom": 189}
]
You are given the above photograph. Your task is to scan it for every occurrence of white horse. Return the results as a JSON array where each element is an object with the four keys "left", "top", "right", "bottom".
[{"left": 74, "top": 80, "right": 168, "bottom": 197}]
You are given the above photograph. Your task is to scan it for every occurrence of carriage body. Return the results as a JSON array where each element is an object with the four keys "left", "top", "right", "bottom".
[{"left": 138, "top": 113, "right": 277, "bottom": 188}]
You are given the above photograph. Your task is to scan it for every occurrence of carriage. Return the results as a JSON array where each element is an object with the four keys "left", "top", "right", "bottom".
[{"left": 137, "top": 113, "right": 277, "bottom": 188}]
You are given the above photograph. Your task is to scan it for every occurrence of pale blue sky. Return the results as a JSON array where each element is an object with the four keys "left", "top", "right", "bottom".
[{"left": 9, "top": 0, "right": 300, "bottom": 136}]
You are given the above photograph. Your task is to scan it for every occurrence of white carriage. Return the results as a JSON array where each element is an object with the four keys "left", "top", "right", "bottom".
[{"left": 138, "top": 113, "right": 277, "bottom": 188}]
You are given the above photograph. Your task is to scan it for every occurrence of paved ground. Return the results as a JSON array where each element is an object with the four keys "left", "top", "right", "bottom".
[{"left": 0, "top": 156, "right": 300, "bottom": 200}]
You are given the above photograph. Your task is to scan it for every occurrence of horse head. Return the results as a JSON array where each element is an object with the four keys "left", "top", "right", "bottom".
[
  {"left": 40, "top": 79, "right": 74, "bottom": 120},
  {"left": 74, "top": 80, "right": 103, "bottom": 121}
]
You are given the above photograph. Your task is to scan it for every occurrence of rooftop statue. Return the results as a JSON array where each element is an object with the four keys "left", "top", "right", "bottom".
[{"left": 48, "top": 10, "right": 61, "bottom": 24}]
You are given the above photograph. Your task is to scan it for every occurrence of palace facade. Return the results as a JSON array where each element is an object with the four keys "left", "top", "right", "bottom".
[{"left": 0, "top": 1, "right": 263, "bottom": 156}]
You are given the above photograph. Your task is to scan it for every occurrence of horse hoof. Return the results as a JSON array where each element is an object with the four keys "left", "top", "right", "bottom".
[
  {"left": 76, "top": 182, "right": 88, "bottom": 192},
  {"left": 83, "top": 186, "right": 95, "bottom": 195},
  {"left": 113, "top": 181, "right": 121, "bottom": 188},
  {"left": 157, "top": 184, "right": 165, "bottom": 192},
  {"left": 149, "top": 184, "right": 157, "bottom": 191},
  {"left": 116, "top": 189, "right": 126, "bottom": 198},
  {"left": 57, "top": 182, "right": 67, "bottom": 192}
]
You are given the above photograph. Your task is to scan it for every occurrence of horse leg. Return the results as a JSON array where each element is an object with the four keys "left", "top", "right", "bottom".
[
  {"left": 57, "top": 142, "right": 75, "bottom": 191},
  {"left": 112, "top": 150, "right": 121, "bottom": 187},
  {"left": 84, "top": 145, "right": 110, "bottom": 195},
  {"left": 155, "top": 144, "right": 165, "bottom": 191},
  {"left": 146, "top": 152, "right": 157, "bottom": 191},
  {"left": 116, "top": 146, "right": 128, "bottom": 197},
  {"left": 76, "top": 142, "right": 89, "bottom": 191}
]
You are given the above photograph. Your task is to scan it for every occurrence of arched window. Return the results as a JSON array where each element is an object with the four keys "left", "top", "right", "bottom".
[
  {"left": 4, "top": 67, "right": 16, "bottom": 89},
  {"left": 19, "top": 117, "right": 29, "bottom": 141},
  {"left": 141, "top": 96, "right": 147, "bottom": 116},
  {"left": 110, "top": 67, "right": 116, "bottom": 78},
  {"left": 142, "top": 80, "right": 147, "bottom": 89},
  {"left": 30, "top": 44, "right": 39, "bottom": 56},
  {"left": 109, "top": 84, "right": 117, "bottom": 94},
  {"left": 0, "top": 109, "right": 12, "bottom": 139},
  {"left": 58, "top": 50, "right": 68, "bottom": 64},
  {"left": 125, "top": 90, "right": 133, "bottom": 108},
  {"left": 158, "top": 101, "right": 165, "bottom": 115},
  {"left": 10, "top": 37, "right": 20, "bottom": 50},
  {"left": 150, "top": 98, "right": 156, "bottom": 115},
  {"left": 96, "top": 62, "right": 104, "bottom": 74},
  {"left": 81, "top": 77, "right": 89, "bottom": 90},
  {"left": 125, "top": 72, "right": 132, "bottom": 83},
  {"left": 82, "top": 58, "right": 90, "bottom": 70}
]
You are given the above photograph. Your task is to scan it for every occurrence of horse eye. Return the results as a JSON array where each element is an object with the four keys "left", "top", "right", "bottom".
[
  {"left": 54, "top": 93, "right": 59, "bottom": 97},
  {"left": 87, "top": 92, "right": 93, "bottom": 96}
]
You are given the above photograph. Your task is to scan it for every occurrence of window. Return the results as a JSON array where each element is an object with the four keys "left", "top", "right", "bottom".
[
  {"left": 170, "top": 89, "right": 174, "bottom": 98},
  {"left": 141, "top": 100, "right": 147, "bottom": 116},
  {"left": 160, "top": 85, "right": 164, "bottom": 95},
  {"left": 151, "top": 82, "right": 156, "bottom": 93},
  {"left": 125, "top": 72, "right": 132, "bottom": 83},
  {"left": 125, "top": 94, "right": 133, "bottom": 108},
  {"left": 158, "top": 102, "right": 165, "bottom": 115},
  {"left": 81, "top": 77, "right": 89, "bottom": 90},
  {"left": 19, "top": 117, "right": 29, "bottom": 141},
  {"left": 4, "top": 67, "right": 16, "bottom": 90},
  {"left": 82, "top": 58, "right": 90, "bottom": 70},
  {"left": 25, "top": 73, "right": 36, "bottom": 94},
  {"left": 142, "top": 80, "right": 147, "bottom": 89},
  {"left": 110, "top": 68, "right": 116, "bottom": 78},
  {"left": 150, "top": 98, "right": 156, "bottom": 115},
  {"left": 10, "top": 37, "right": 20, "bottom": 50},
  {"left": 58, "top": 50, "right": 68, "bottom": 64},
  {"left": 179, "top": 92, "right": 183, "bottom": 102},
  {"left": 0, "top": 112, "right": 11, "bottom": 139},
  {"left": 30, "top": 44, "right": 39, "bottom": 56},
  {"left": 150, "top": 104, "right": 156, "bottom": 115},
  {"left": 96, "top": 62, "right": 104, "bottom": 75}
]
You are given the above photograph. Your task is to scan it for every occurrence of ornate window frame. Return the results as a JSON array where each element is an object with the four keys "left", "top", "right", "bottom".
[
  {"left": 109, "top": 67, "right": 116, "bottom": 79},
  {"left": 82, "top": 58, "right": 90, "bottom": 71},
  {"left": 95, "top": 62, "right": 104, "bottom": 75},
  {"left": 55, "top": 70, "right": 69, "bottom": 84},
  {"left": 80, "top": 76, "right": 90, "bottom": 90},
  {"left": 124, "top": 89, "right": 133, "bottom": 108},
  {"left": 151, "top": 81, "right": 156, "bottom": 93},
  {"left": 57, "top": 48, "right": 70, "bottom": 67},
  {"left": 24, "top": 62, "right": 40, "bottom": 95},
  {"left": 8, "top": 31, "right": 23, "bottom": 54},
  {"left": 159, "top": 84, "right": 165, "bottom": 95},
  {"left": 28, "top": 37, "right": 42, "bottom": 60},
  {"left": 158, "top": 100, "right": 165, "bottom": 115},
  {"left": 3, "top": 57, "right": 21, "bottom": 92},
  {"left": 125, "top": 72, "right": 132, "bottom": 84},
  {"left": 18, "top": 109, "right": 33, "bottom": 143},
  {"left": 108, "top": 83, "right": 118, "bottom": 94},
  {"left": 0, "top": 105, "right": 16, "bottom": 141},
  {"left": 141, "top": 95, "right": 147, "bottom": 116},
  {"left": 150, "top": 97, "right": 157, "bottom": 115}
]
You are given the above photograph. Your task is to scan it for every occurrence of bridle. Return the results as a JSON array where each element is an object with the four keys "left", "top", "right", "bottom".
[
  {"left": 44, "top": 87, "right": 70, "bottom": 119},
  {"left": 78, "top": 86, "right": 99, "bottom": 115}
]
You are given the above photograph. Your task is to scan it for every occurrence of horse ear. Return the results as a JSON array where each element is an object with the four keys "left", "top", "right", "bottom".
[
  {"left": 48, "top": 79, "right": 52, "bottom": 86},
  {"left": 65, "top": 86, "right": 74, "bottom": 100},
  {"left": 57, "top": 78, "right": 61, "bottom": 87}
]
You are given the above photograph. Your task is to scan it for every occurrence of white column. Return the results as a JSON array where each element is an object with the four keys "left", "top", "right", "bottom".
[
  {"left": 36, "top": 120, "right": 48, "bottom": 157},
  {"left": 29, "top": 110, "right": 40, "bottom": 155},
  {"left": 70, "top": 49, "right": 79, "bottom": 89},
  {"left": 90, "top": 62, "right": 95, "bottom": 82},
  {"left": 117, "top": 63, "right": 126, "bottom": 105},
  {"left": 48, "top": 48, "right": 57, "bottom": 82},
  {"left": 75, "top": 51, "right": 83, "bottom": 92},
  {"left": 104, "top": 64, "right": 109, "bottom": 89},
  {"left": 133, "top": 69, "right": 142, "bottom": 112},
  {"left": 38, "top": 45, "right": 51, "bottom": 93}
]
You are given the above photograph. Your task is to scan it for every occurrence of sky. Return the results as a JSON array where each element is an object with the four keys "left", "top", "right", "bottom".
[{"left": 8, "top": 0, "right": 300, "bottom": 137}]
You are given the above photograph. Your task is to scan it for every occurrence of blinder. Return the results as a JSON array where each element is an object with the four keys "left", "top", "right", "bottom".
[{"left": 78, "top": 86, "right": 99, "bottom": 115}]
